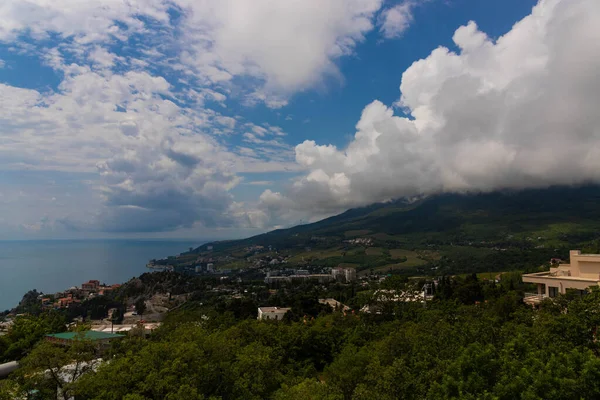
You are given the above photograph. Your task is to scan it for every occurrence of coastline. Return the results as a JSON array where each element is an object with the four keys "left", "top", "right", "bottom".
[{"left": 0, "top": 239, "right": 205, "bottom": 311}]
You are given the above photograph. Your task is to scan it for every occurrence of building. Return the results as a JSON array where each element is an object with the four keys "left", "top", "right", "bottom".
[
  {"left": 56, "top": 293, "right": 80, "bottom": 309},
  {"left": 0, "top": 361, "right": 19, "bottom": 379},
  {"left": 0, "top": 320, "right": 13, "bottom": 334},
  {"left": 264, "top": 273, "right": 334, "bottom": 284},
  {"left": 332, "top": 266, "right": 357, "bottom": 283},
  {"left": 318, "top": 298, "right": 350, "bottom": 311},
  {"left": 97, "top": 283, "right": 120, "bottom": 296},
  {"left": 522, "top": 250, "right": 600, "bottom": 305},
  {"left": 91, "top": 322, "right": 161, "bottom": 336},
  {"left": 360, "top": 288, "right": 434, "bottom": 313},
  {"left": 257, "top": 307, "right": 291, "bottom": 321},
  {"left": 332, "top": 267, "right": 345, "bottom": 281},
  {"left": 344, "top": 268, "right": 357, "bottom": 282},
  {"left": 81, "top": 280, "right": 100, "bottom": 292}
]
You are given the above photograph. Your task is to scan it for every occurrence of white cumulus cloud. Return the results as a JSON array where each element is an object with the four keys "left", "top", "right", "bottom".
[
  {"left": 378, "top": 1, "right": 415, "bottom": 39},
  {"left": 0, "top": 0, "right": 390, "bottom": 233},
  {"left": 256, "top": 0, "right": 600, "bottom": 226},
  {"left": 0, "top": 0, "right": 385, "bottom": 106},
  {"left": 175, "top": 0, "right": 384, "bottom": 105}
]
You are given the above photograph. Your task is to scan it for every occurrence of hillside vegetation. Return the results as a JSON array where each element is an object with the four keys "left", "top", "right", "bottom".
[
  {"left": 6, "top": 274, "right": 600, "bottom": 399},
  {"left": 185, "top": 185, "right": 600, "bottom": 276}
]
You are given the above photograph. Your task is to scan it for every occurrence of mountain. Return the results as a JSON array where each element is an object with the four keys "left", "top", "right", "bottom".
[
  {"left": 185, "top": 185, "right": 600, "bottom": 275},
  {"left": 197, "top": 185, "right": 600, "bottom": 250}
]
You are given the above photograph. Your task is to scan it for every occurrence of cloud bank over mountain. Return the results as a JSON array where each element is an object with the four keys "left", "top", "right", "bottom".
[{"left": 258, "top": 0, "right": 600, "bottom": 225}]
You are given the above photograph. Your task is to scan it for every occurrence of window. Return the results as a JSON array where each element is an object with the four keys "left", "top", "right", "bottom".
[
  {"left": 566, "top": 288, "right": 587, "bottom": 298},
  {"left": 548, "top": 286, "right": 559, "bottom": 298}
]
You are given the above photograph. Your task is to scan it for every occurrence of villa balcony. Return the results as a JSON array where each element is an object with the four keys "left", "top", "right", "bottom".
[{"left": 523, "top": 293, "right": 548, "bottom": 305}]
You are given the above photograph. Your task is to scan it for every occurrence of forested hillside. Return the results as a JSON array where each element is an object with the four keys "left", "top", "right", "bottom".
[{"left": 194, "top": 185, "right": 600, "bottom": 253}]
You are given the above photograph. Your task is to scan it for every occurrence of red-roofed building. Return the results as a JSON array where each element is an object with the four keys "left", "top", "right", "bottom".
[{"left": 82, "top": 280, "right": 100, "bottom": 292}]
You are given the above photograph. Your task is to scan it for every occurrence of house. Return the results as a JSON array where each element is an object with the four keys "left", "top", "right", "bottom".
[
  {"left": 98, "top": 283, "right": 120, "bottom": 295},
  {"left": 0, "top": 320, "right": 13, "bottom": 333},
  {"left": 257, "top": 307, "right": 291, "bottom": 321},
  {"left": 522, "top": 250, "right": 600, "bottom": 305},
  {"left": 56, "top": 294, "right": 80, "bottom": 308},
  {"left": 81, "top": 280, "right": 100, "bottom": 292}
]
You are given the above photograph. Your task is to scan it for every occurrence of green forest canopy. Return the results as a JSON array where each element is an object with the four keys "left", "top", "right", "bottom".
[{"left": 4, "top": 274, "right": 600, "bottom": 399}]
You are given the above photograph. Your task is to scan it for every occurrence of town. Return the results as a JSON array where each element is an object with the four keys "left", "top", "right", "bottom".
[{"left": 4, "top": 248, "right": 600, "bottom": 399}]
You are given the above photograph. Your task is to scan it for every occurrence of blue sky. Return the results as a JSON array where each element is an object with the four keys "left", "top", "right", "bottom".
[{"left": 0, "top": 0, "right": 598, "bottom": 240}]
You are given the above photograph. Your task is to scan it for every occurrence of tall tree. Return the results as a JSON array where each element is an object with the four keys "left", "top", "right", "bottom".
[{"left": 134, "top": 298, "right": 147, "bottom": 319}]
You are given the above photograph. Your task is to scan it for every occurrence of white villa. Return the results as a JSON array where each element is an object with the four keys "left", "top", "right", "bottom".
[
  {"left": 522, "top": 250, "right": 600, "bottom": 305},
  {"left": 257, "top": 307, "right": 291, "bottom": 321}
]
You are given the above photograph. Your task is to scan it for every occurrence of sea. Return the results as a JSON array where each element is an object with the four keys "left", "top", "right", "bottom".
[{"left": 0, "top": 239, "right": 205, "bottom": 311}]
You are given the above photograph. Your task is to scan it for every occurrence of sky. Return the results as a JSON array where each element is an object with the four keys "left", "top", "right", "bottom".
[{"left": 0, "top": 0, "right": 599, "bottom": 240}]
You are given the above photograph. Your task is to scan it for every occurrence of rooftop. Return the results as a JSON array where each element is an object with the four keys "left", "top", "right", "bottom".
[
  {"left": 259, "top": 307, "right": 291, "bottom": 313},
  {"left": 46, "top": 331, "right": 125, "bottom": 341},
  {"left": 523, "top": 271, "right": 600, "bottom": 282}
]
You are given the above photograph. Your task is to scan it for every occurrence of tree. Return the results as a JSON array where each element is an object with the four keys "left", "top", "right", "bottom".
[
  {"left": 0, "top": 379, "right": 24, "bottom": 400},
  {"left": 111, "top": 306, "right": 124, "bottom": 325},
  {"left": 325, "top": 345, "right": 372, "bottom": 400},
  {"left": 13, "top": 290, "right": 43, "bottom": 315},
  {"left": 13, "top": 265, "right": 600, "bottom": 400},
  {"left": 15, "top": 339, "right": 98, "bottom": 400},
  {"left": 1, "top": 312, "right": 66, "bottom": 362},
  {"left": 134, "top": 297, "right": 147, "bottom": 319},
  {"left": 274, "top": 379, "right": 342, "bottom": 400}
]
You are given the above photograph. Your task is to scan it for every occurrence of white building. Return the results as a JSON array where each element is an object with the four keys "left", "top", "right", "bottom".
[
  {"left": 360, "top": 288, "right": 433, "bottom": 313},
  {"left": 345, "top": 268, "right": 357, "bottom": 282},
  {"left": 318, "top": 298, "right": 350, "bottom": 311},
  {"left": 257, "top": 307, "right": 291, "bottom": 321},
  {"left": 332, "top": 267, "right": 345, "bottom": 281},
  {"left": 332, "top": 266, "right": 357, "bottom": 283},
  {"left": 523, "top": 250, "right": 600, "bottom": 304}
]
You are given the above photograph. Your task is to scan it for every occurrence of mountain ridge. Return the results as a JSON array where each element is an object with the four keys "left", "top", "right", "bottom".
[{"left": 193, "top": 184, "right": 600, "bottom": 254}]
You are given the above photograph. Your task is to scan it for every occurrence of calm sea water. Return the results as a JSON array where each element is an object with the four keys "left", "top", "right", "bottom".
[{"left": 0, "top": 240, "right": 204, "bottom": 311}]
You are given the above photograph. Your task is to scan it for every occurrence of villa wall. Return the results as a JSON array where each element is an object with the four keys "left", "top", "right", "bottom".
[
  {"left": 544, "top": 279, "right": 596, "bottom": 295},
  {"left": 577, "top": 261, "right": 600, "bottom": 280}
]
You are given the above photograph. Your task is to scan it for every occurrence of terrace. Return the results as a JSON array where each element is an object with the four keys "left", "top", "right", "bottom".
[{"left": 522, "top": 250, "right": 600, "bottom": 304}]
